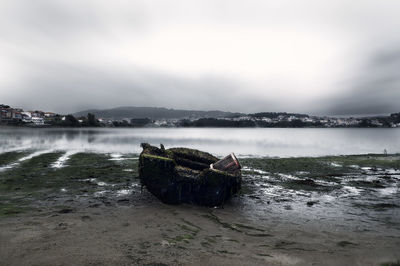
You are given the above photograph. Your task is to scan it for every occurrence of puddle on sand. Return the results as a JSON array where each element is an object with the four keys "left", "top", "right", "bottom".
[
  {"left": 386, "top": 168, "right": 400, "bottom": 175},
  {"left": 277, "top": 173, "right": 300, "bottom": 180},
  {"left": 0, "top": 150, "right": 54, "bottom": 172},
  {"left": 379, "top": 186, "right": 399, "bottom": 196},
  {"left": 52, "top": 151, "right": 77, "bottom": 168},
  {"left": 330, "top": 162, "right": 342, "bottom": 167},
  {"left": 117, "top": 189, "right": 133, "bottom": 196},
  {"left": 242, "top": 166, "right": 269, "bottom": 175},
  {"left": 94, "top": 190, "right": 108, "bottom": 197},
  {"left": 0, "top": 164, "right": 17, "bottom": 172},
  {"left": 108, "top": 153, "right": 138, "bottom": 161},
  {"left": 342, "top": 186, "right": 362, "bottom": 196}
]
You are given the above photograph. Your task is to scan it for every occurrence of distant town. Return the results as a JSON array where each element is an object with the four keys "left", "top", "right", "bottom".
[{"left": 1, "top": 103, "right": 400, "bottom": 128}]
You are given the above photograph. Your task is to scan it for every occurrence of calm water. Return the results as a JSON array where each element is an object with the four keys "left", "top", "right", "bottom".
[{"left": 1, "top": 127, "right": 400, "bottom": 157}]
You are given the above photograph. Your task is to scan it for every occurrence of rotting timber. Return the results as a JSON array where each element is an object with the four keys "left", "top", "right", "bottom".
[{"left": 138, "top": 143, "right": 242, "bottom": 206}]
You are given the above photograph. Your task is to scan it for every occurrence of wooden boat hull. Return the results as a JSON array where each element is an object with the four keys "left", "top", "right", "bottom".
[{"left": 139, "top": 144, "right": 241, "bottom": 206}]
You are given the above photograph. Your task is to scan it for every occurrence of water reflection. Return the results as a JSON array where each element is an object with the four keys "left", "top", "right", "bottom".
[{"left": 1, "top": 127, "right": 400, "bottom": 157}]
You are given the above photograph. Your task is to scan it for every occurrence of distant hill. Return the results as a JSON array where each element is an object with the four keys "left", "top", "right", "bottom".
[
  {"left": 249, "top": 112, "right": 309, "bottom": 119},
  {"left": 73, "top": 106, "right": 242, "bottom": 120}
]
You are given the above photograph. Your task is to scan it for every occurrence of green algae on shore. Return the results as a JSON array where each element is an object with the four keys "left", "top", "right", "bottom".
[
  {"left": 0, "top": 151, "right": 138, "bottom": 217},
  {"left": 1, "top": 151, "right": 399, "bottom": 218},
  {"left": 240, "top": 154, "right": 400, "bottom": 193},
  {"left": 241, "top": 154, "right": 400, "bottom": 177},
  {"left": 0, "top": 151, "right": 31, "bottom": 166}
]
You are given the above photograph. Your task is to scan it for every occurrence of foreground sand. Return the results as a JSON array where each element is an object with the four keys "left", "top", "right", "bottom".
[{"left": 1, "top": 197, "right": 399, "bottom": 266}]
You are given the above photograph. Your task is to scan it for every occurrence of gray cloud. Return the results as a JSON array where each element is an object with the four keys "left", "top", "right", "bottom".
[
  {"left": 1, "top": 0, "right": 400, "bottom": 115},
  {"left": 6, "top": 58, "right": 275, "bottom": 114},
  {"left": 327, "top": 48, "right": 400, "bottom": 115}
]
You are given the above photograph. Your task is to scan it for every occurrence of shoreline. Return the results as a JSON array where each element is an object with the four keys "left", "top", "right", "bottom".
[
  {"left": 0, "top": 151, "right": 399, "bottom": 265},
  {"left": 2, "top": 124, "right": 400, "bottom": 129}
]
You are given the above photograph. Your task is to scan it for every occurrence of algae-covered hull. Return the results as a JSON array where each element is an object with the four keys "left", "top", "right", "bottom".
[{"left": 138, "top": 143, "right": 241, "bottom": 206}]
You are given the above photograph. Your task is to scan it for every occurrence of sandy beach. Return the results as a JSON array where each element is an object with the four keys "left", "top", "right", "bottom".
[
  {"left": 1, "top": 149, "right": 400, "bottom": 265},
  {"left": 1, "top": 197, "right": 399, "bottom": 266}
]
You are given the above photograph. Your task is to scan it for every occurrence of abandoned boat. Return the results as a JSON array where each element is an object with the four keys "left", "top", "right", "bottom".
[{"left": 139, "top": 143, "right": 241, "bottom": 206}]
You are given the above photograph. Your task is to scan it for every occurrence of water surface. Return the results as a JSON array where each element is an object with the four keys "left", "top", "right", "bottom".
[{"left": 1, "top": 127, "right": 399, "bottom": 157}]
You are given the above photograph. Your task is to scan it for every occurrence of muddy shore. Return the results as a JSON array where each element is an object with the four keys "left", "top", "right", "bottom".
[
  {"left": 1, "top": 151, "right": 400, "bottom": 265},
  {"left": 1, "top": 201, "right": 399, "bottom": 266}
]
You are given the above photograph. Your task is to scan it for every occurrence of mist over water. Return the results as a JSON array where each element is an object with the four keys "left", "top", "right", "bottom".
[{"left": 1, "top": 127, "right": 400, "bottom": 157}]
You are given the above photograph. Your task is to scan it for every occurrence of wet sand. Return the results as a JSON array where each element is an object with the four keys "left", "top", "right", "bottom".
[
  {"left": 1, "top": 196, "right": 400, "bottom": 266},
  {"left": 1, "top": 151, "right": 400, "bottom": 265}
]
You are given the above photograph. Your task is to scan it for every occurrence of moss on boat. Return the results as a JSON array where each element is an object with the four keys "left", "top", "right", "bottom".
[{"left": 139, "top": 143, "right": 241, "bottom": 206}]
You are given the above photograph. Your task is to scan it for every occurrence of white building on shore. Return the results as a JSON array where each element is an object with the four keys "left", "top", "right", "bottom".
[{"left": 31, "top": 117, "right": 45, "bottom": 125}]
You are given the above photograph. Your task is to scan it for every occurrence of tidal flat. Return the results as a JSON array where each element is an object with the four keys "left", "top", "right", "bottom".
[{"left": 0, "top": 150, "right": 399, "bottom": 265}]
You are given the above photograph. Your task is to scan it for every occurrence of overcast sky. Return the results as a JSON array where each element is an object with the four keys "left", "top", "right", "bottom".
[{"left": 1, "top": 0, "right": 399, "bottom": 115}]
